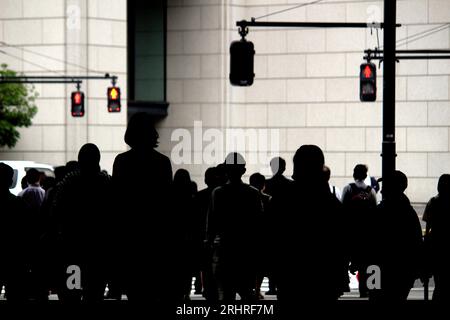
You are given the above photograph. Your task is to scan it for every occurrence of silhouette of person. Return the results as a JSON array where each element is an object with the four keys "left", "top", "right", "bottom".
[
  {"left": 18, "top": 168, "right": 46, "bottom": 213},
  {"left": 112, "top": 112, "right": 174, "bottom": 302},
  {"left": 341, "top": 164, "right": 377, "bottom": 205},
  {"left": 0, "top": 162, "right": 32, "bottom": 301},
  {"left": 249, "top": 172, "right": 271, "bottom": 300},
  {"left": 370, "top": 171, "right": 423, "bottom": 301},
  {"left": 207, "top": 153, "right": 262, "bottom": 301},
  {"left": 263, "top": 157, "right": 292, "bottom": 296},
  {"left": 323, "top": 165, "right": 342, "bottom": 202},
  {"left": 42, "top": 175, "right": 56, "bottom": 192},
  {"left": 264, "top": 157, "right": 292, "bottom": 198},
  {"left": 53, "top": 143, "right": 112, "bottom": 302},
  {"left": 423, "top": 174, "right": 450, "bottom": 301},
  {"left": 341, "top": 164, "right": 378, "bottom": 298},
  {"left": 34, "top": 162, "right": 82, "bottom": 300},
  {"left": 16, "top": 168, "right": 48, "bottom": 300},
  {"left": 194, "top": 167, "right": 220, "bottom": 301},
  {"left": 269, "top": 145, "right": 348, "bottom": 309},
  {"left": 35, "top": 165, "right": 67, "bottom": 300},
  {"left": 172, "top": 168, "right": 197, "bottom": 300}
]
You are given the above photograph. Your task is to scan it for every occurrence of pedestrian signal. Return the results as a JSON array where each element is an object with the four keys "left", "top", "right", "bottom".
[
  {"left": 107, "top": 87, "right": 121, "bottom": 112},
  {"left": 71, "top": 91, "right": 85, "bottom": 117},
  {"left": 360, "top": 63, "right": 377, "bottom": 102}
]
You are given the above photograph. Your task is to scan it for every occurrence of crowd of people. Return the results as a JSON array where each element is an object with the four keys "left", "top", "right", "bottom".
[{"left": 0, "top": 112, "right": 449, "bottom": 303}]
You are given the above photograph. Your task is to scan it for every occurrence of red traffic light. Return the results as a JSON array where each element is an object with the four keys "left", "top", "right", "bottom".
[
  {"left": 74, "top": 92, "right": 82, "bottom": 104},
  {"left": 71, "top": 91, "right": 85, "bottom": 117},
  {"left": 107, "top": 87, "right": 121, "bottom": 112},
  {"left": 363, "top": 65, "right": 373, "bottom": 79},
  {"left": 360, "top": 63, "right": 377, "bottom": 102}
]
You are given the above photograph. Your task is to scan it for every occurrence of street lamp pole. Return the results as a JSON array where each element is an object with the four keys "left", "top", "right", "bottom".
[{"left": 382, "top": 0, "right": 397, "bottom": 196}]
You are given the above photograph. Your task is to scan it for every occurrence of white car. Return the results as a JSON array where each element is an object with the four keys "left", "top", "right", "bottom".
[{"left": 0, "top": 160, "right": 55, "bottom": 195}]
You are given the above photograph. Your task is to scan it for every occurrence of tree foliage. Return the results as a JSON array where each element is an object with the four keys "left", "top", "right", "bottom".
[{"left": 0, "top": 64, "right": 38, "bottom": 148}]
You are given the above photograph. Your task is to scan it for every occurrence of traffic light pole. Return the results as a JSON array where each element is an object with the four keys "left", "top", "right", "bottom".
[
  {"left": 382, "top": 0, "right": 397, "bottom": 196},
  {"left": 0, "top": 73, "right": 118, "bottom": 85},
  {"left": 364, "top": 49, "right": 450, "bottom": 61}
]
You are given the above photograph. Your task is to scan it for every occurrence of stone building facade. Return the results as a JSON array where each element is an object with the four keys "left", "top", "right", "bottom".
[{"left": 1, "top": 0, "right": 449, "bottom": 202}]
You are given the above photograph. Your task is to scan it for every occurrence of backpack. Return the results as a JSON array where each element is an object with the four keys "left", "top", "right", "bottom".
[
  {"left": 345, "top": 183, "right": 376, "bottom": 269},
  {"left": 350, "top": 183, "right": 372, "bottom": 202},
  {"left": 344, "top": 183, "right": 375, "bottom": 212}
]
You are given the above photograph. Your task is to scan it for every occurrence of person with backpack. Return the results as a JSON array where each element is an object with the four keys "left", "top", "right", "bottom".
[{"left": 341, "top": 164, "right": 377, "bottom": 298}]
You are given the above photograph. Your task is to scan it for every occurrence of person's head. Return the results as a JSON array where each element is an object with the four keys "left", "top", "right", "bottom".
[
  {"left": 224, "top": 152, "right": 246, "bottom": 182},
  {"left": 26, "top": 168, "right": 41, "bottom": 186},
  {"left": 215, "top": 163, "right": 227, "bottom": 186},
  {"left": 173, "top": 169, "right": 192, "bottom": 194},
  {"left": 65, "top": 160, "right": 80, "bottom": 174},
  {"left": 249, "top": 173, "right": 266, "bottom": 192},
  {"left": 353, "top": 164, "right": 368, "bottom": 182},
  {"left": 54, "top": 165, "right": 67, "bottom": 183},
  {"left": 125, "top": 112, "right": 159, "bottom": 149},
  {"left": 0, "top": 162, "right": 14, "bottom": 192},
  {"left": 382, "top": 170, "right": 408, "bottom": 198},
  {"left": 270, "top": 157, "right": 286, "bottom": 176},
  {"left": 437, "top": 174, "right": 450, "bottom": 196},
  {"left": 42, "top": 176, "right": 56, "bottom": 191},
  {"left": 174, "top": 168, "right": 191, "bottom": 185},
  {"left": 78, "top": 143, "right": 101, "bottom": 174},
  {"left": 21, "top": 176, "right": 28, "bottom": 189},
  {"left": 323, "top": 165, "right": 331, "bottom": 182},
  {"left": 204, "top": 167, "right": 218, "bottom": 189},
  {"left": 292, "top": 145, "right": 324, "bottom": 182}
]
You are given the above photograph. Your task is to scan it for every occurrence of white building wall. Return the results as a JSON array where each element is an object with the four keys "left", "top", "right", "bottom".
[
  {"left": 163, "top": 0, "right": 450, "bottom": 202},
  {"left": 1, "top": 0, "right": 449, "bottom": 202},
  {"left": 0, "top": 0, "right": 127, "bottom": 173}
]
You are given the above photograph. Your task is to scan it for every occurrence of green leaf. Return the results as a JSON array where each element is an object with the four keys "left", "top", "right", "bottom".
[{"left": 0, "top": 64, "right": 38, "bottom": 148}]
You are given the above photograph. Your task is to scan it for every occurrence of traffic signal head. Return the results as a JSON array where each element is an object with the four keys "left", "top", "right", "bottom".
[
  {"left": 71, "top": 91, "right": 85, "bottom": 117},
  {"left": 360, "top": 62, "right": 377, "bottom": 102},
  {"left": 230, "top": 39, "right": 255, "bottom": 86},
  {"left": 107, "top": 87, "right": 121, "bottom": 112}
]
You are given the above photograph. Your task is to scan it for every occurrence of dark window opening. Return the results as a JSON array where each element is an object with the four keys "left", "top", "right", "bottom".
[{"left": 127, "top": 0, "right": 168, "bottom": 118}]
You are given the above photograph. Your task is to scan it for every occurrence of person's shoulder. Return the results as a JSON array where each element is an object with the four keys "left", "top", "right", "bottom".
[
  {"left": 246, "top": 183, "right": 262, "bottom": 195},
  {"left": 211, "top": 185, "right": 225, "bottom": 198},
  {"left": 98, "top": 170, "right": 112, "bottom": 182},
  {"left": 6, "top": 191, "right": 27, "bottom": 209},
  {"left": 196, "top": 187, "right": 211, "bottom": 198},
  {"left": 427, "top": 195, "right": 439, "bottom": 205},
  {"left": 261, "top": 192, "right": 271, "bottom": 202},
  {"left": 59, "top": 170, "right": 81, "bottom": 188},
  {"left": 4, "top": 191, "right": 19, "bottom": 202},
  {"left": 114, "top": 149, "right": 133, "bottom": 163},
  {"left": 151, "top": 149, "right": 170, "bottom": 162},
  {"left": 342, "top": 183, "right": 352, "bottom": 191}
]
